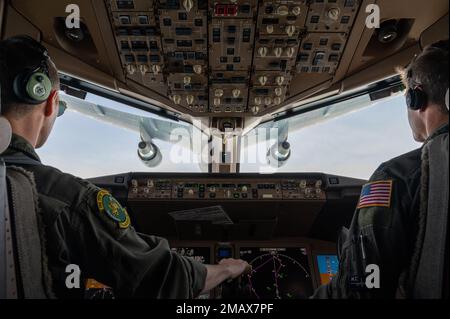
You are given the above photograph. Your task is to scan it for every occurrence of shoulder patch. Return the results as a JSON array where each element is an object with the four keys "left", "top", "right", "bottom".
[
  {"left": 357, "top": 180, "right": 393, "bottom": 209},
  {"left": 97, "top": 189, "right": 130, "bottom": 229}
]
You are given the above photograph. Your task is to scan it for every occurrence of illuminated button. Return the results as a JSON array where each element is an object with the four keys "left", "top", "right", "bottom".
[
  {"left": 254, "top": 97, "right": 262, "bottom": 106},
  {"left": 266, "top": 25, "right": 274, "bottom": 34},
  {"left": 300, "top": 180, "right": 307, "bottom": 188},
  {"left": 131, "top": 179, "right": 138, "bottom": 187},
  {"left": 242, "top": 186, "right": 248, "bottom": 192},
  {"left": 274, "top": 47, "right": 283, "bottom": 57},
  {"left": 143, "top": 188, "right": 150, "bottom": 194},
  {"left": 147, "top": 179, "right": 154, "bottom": 187},
  {"left": 275, "top": 87, "right": 283, "bottom": 97},
  {"left": 214, "top": 98, "right": 221, "bottom": 106},
  {"left": 251, "top": 106, "right": 260, "bottom": 114},
  {"left": 264, "top": 97, "right": 273, "bottom": 105},
  {"left": 132, "top": 188, "right": 138, "bottom": 194},
  {"left": 258, "top": 47, "right": 268, "bottom": 57},
  {"left": 232, "top": 89, "right": 241, "bottom": 98},
  {"left": 315, "top": 180, "right": 323, "bottom": 188},
  {"left": 259, "top": 75, "right": 268, "bottom": 86},
  {"left": 188, "top": 189, "right": 194, "bottom": 196},
  {"left": 327, "top": 8, "right": 341, "bottom": 21}
]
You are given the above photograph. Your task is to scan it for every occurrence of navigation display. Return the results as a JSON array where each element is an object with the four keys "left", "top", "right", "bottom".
[
  {"left": 239, "top": 247, "right": 313, "bottom": 299},
  {"left": 317, "top": 255, "right": 339, "bottom": 285}
]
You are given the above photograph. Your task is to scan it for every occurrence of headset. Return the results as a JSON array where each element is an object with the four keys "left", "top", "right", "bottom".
[
  {"left": 405, "top": 39, "right": 449, "bottom": 111},
  {"left": 8, "top": 36, "right": 53, "bottom": 105}
]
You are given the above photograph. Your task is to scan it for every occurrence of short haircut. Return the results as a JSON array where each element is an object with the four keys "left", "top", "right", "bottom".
[
  {"left": 399, "top": 39, "right": 449, "bottom": 113},
  {"left": 0, "top": 36, "right": 60, "bottom": 117}
]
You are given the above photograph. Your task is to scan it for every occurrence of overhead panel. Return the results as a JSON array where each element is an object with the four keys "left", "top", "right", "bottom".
[{"left": 105, "top": 0, "right": 362, "bottom": 115}]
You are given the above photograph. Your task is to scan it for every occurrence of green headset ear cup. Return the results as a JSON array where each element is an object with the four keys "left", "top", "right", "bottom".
[{"left": 25, "top": 72, "right": 52, "bottom": 102}]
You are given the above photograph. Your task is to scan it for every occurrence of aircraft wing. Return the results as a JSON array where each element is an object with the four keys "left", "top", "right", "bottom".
[{"left": 60, "top": 93, "right": 193, "bottom": 142}]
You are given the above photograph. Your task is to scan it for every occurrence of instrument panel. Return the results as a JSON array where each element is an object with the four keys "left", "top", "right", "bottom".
[
  {"left": 128, "top": 176, "right": 326, "bottom": 200},
  {"left": 106, "top": 0, "right": 361, "bottom": 115}
]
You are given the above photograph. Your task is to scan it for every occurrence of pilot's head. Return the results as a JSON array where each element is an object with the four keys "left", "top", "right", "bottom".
[
  {"left": 0, "top": 35, "right": 60, "bottom": 148},
  {"left": 399, "top": 39, "right": 449, "bottom": 142}
]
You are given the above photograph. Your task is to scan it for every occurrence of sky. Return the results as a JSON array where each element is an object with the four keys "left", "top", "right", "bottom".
[{"left": 38, "top": 93, "right": 421, "bottom": 180}]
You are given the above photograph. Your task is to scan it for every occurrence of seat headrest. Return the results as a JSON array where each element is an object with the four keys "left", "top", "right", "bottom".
[{"left": 0, "top": 117, "right": 12, "bottom": 154}]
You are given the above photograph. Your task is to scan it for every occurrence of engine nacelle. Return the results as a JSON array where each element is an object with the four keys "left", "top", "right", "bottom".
[
  {"left": 137, "top": 141, "right": 162, "bottom": 168},
  {"left": 266, "top": 141, "right": 291, "bottom": 168}
]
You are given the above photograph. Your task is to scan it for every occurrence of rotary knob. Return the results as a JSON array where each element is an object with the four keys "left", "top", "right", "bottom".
[
  {"left": 276, "top": 76, "right": 285, "bottom": 86},
  {"left": 193, "top": 65, "right": 203, "bottom": 74},
  {"left": 172, "top": 95, "right": 181, "bottom": 105},
  {"left": 327, "top": 8, "right": 341, "bottom": 21},
  {"left": 184, "top": 76, "right": 192, "bottom": 85},
  {"left": 292, "top": 6, "right": 302, "bottom": 16},
  {"left": 139, "top": 64, "right": 148, "bottom": 75},
  {"left": 215, "top": 89, "right": 224, "bottom": 97},
  {"left": 286, "top": 47, "right": 296, "bottom": 58},
  {"left": 286, "top": 25, "right": 296, "bottom": 37},
  {"left": 274, "top": 47, "right": 283, "bottom": 57},
  {"left": 258, "top": 46, "right": 268, "bottom": 57},
  {"left": 126, "top": 64, "right": 136, "bottom": 75},
  {"left": 183, "top": 0, "right": 194, "bottom": 12},
  {"left": 186, "top": 95, "right": 195, "bottom": 105},
  {"left": 275, "top": 87, "right": 283, "bottom": 97},
  {"left": 259, "top": 76, "right": 268, "bottom": 86},
  {"left": 151, "top": 64, "right": 161, "bottom": 75},
  {"left": 277, "top": 5, "right": 289, "bottom": 16}
]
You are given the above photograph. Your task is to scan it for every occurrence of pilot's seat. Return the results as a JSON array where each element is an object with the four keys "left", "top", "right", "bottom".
[
  {"left": 410, "top": 125, "right": 449, "bottom": 298},
  {"left": 0, "top": 116, "right": 53, "bottom": 299}
]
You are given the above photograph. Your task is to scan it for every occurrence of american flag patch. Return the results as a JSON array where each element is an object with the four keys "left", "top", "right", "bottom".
[{"left": 357, "top": 180, "right": 393, "bottom": 209}]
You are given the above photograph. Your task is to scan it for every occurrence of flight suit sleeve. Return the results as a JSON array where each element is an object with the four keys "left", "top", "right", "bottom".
[
  {"left": 68, "top": 186, "right": 207, "bottom": 299},
  {"left": 312, "top": 165, "right": 412, "bottom": 299}
]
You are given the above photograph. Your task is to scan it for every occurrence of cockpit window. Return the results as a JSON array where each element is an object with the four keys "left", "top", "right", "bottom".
[
  {"left": 240, "top": 93, "right": 421, "bottom": 179},
  {"left": 39, "top": 92, "right": 202, "bottom": 178}
]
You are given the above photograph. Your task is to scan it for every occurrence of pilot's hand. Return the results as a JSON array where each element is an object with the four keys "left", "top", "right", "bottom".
[{"left": 219, "top": 258, "right": 252, "bottom": 280}]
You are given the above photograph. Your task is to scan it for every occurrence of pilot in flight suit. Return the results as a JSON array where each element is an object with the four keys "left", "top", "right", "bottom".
[
  {"left": 2, "top": 134, "right": 207, "bottom": 298},
  {"left": 312, "top": 40, "right": 449, "bottom": 299}
]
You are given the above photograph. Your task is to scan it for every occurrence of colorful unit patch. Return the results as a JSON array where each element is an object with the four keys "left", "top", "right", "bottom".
[
  {"left": 97, "top": 190, "right": 131, "bottom": 229},
  {"left": 357, "top": 180, "right": 393, "bottom": 209}
]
